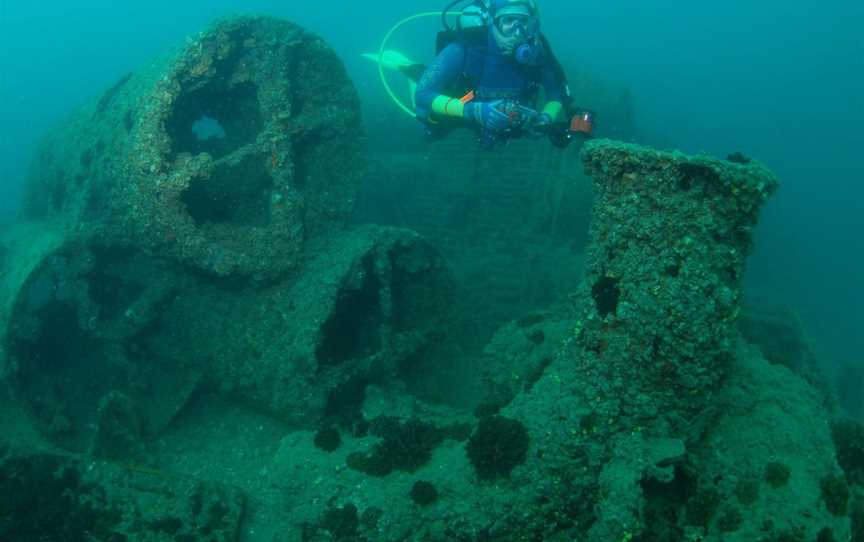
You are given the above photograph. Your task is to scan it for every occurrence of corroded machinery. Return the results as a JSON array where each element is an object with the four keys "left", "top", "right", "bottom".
[
  {"left": 575, "top": 141, "right": 779, "bottom": 428},
  {"left": 3, "top": 13, "right": 855, "bottom": 541},
  {"left": 23, "top": 16, "right": 363, "bottom": 280},
  {"left": 3, "top": 17, "right": 453, "bottom": 456},
  {"left": 0, "top": 223, "right": 200, "bottom": 453},
  {"left": 0, "top": 222, "right": 451, "bottom": 453}
]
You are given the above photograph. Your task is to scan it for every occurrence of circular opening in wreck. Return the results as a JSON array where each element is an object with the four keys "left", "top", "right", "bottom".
[
  {"left": 166, "top": 80, "right": 263, "bottom": 160},
  {"left": 165, "top": 67, "right": 274, "bottom": 227},
  {"left": 11, "top": 295, "right": 115, "bottom": 451},
  {"left": 180, "top": 154, "right": 274, "bottom": 227},
  {"left": 8, "top": 246, "right": 196, "bottom": 451},
  {"left": 316, "top": 256, "right": 384, "bottom": 367},
  {"left": 191, "top": 115, "right": 227, "bottom": 142}
]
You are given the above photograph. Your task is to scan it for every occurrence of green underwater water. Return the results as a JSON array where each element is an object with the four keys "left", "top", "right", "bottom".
[{"left": 0, "top": 2, "right": 863, "bottom": 541}]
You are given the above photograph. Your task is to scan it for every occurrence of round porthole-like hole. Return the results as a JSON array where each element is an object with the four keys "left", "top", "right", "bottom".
[
  {"left": 180, "top": 153, "right": 274, "bottom": 227},
  {"left": 166, "top": 80, "right": 262, "bottom": 160},
  {"left": 316, "top": 256, "right": 384, "bottom": 367},
  {"left": 11, "top": 297, "right": 113, "bottom": 451},
  {"left": 191, "top": 115, "right": 227, "bottom": 142}
]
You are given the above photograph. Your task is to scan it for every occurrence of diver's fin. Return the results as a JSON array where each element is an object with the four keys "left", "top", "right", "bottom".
[
  {"left": 362, "top": 51, "right": 427, "bottom": 83},
  {"left": 409, "top": 81, "right": 418, "bottom": 109},
  {"left": 364, "top": 50, "right": 425, "bottom": 106},
  {"left": 362, "top": 50, "right": 417, "bottom": 70}
]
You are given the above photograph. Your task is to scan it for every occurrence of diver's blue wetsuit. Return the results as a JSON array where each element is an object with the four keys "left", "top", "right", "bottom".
[{"left": 414, "top": 30, "right": 566, "bottom": 134}]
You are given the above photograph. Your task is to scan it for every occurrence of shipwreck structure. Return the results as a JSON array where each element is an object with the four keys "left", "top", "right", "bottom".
[
  {"left": 23, "top": 16, "right": 363, "bottom": 280},
  {"left": 1, "top": 13, "right": 857, "bottom": 542},
  {"left": 575, "top": 141, "right": 779, "bottom": 430},
  {"left": 2, "top": 17, "right": 453, "bottom": 456}
]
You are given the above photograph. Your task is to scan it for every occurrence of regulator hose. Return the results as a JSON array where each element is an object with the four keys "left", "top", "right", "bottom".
[{"left": 377, "top": 11, "right": 463, "bottom": 117}]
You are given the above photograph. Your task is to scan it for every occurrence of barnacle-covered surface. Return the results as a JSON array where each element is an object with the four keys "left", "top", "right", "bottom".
[
  {"left": 22, "top": 16, "right": 363, "bottom": 280},
  {"left": 576, "top": 140, "right": 778, "bottom": 429}
]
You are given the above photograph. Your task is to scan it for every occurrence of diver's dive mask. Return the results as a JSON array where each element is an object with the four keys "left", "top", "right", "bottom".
[
  {"left": 492, "top": 10, "right": 540, "bottom": 64},
  {"left": 495, "top": 13, "right": 537, "bottom": 38}
]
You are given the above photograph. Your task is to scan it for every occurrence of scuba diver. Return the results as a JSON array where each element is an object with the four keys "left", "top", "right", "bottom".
[{"left": 365, "top": 0, "right": 594, "bottom": 149}]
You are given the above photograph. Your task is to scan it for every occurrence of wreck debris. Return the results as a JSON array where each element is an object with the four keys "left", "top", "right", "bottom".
[
  {"left": 573, "top": 140, "right": 787, "bottom": 541},
  {"left": 209, "top": 225, "right": 454, "bottom": 424},
  {"left": 0, "top": 445, "right": 245, "bottom": 541},
  {"left": 576, "top": 140, "right": 779, "bottom": 426},
  {"left": 0, "top": 223, "right": 201, "bottom": 452},
  {"left": 478, "top": 141, "right": 849, "bottom": 542},
  {"left": 2, "top": 14, "right": 460, "bottom": 541},
  {"left": 89, "top": 391, "right": 146, "bottom": 461},
  {"left": 0, "top": 222, "right": 452, "bottom": 450},
  {"left": 22, "top": 16, "right": 363, "bottom": 280},
  {"left": 7, "top": 8, "right": 850, "bottom": 541}
]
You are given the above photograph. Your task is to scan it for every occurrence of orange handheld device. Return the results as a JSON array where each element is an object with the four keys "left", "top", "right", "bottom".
[{"left": 568, "top": 109, "right": 595, "bottom": 136}]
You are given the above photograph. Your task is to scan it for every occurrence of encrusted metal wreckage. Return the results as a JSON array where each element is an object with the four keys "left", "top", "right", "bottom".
[{"left": 1, "top": 15, "right": 855, "bottom": 542}]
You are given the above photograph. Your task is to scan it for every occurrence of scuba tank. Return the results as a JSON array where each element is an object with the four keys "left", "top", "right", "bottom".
[
  {"left": 456, "top": 3, "right": 489, "bottom": 29},
  {"left": 441, "top": 0, "right": 490, "bottom": 31},
  {"left": 435, "top": 0, "right": 489, "bottom": 56}
]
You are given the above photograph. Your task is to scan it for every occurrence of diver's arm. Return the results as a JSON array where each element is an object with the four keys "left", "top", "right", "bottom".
[
  {"left": 414, "top": 43, "right": 468, "bottom": 119},
  {"left": 540, "top": 100, "right": 563, "bottom": 120},
  {"left": 538, "top": 61, "right": 566, "bottom": 121}
]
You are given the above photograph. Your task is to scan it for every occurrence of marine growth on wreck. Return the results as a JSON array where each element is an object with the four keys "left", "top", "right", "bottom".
[{"left": 1, "top": 13, "right": 860, "bottom": 542}]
